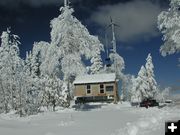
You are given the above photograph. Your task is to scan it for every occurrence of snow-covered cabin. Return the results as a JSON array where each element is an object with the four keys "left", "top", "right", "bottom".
[{"left": 73, "top": 73, "right": 119, "bottom": 104}]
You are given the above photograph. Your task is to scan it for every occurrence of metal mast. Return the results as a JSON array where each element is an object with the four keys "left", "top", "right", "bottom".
[
  {"left": 110, "top": 17, "right": 117, "bottom": 55},
  {"left": 64, "top": 0, "right": 69, "bottom": 7},
  {"left": 105, "top": 17, "right": 119, "bottom": 76},
  {"left": 106, "top": 17, "right": 120, "bottom": 103},
  {"left": 110, "top": 17, "right": 118, "bottom": 76}
]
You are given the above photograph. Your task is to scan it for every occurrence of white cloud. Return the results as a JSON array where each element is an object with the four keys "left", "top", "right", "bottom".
[{"left": 90, "top": 0, "right": 163, "bottom": 43}]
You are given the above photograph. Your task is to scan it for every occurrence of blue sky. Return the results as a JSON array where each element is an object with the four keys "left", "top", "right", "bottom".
[{"left": 0, "top": 0, "right": 179, "bottom": 91}]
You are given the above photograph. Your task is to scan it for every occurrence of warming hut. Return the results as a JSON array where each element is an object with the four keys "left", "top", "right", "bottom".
[{"left": 73, "top": 73, "right": 119, "bottom": 104}]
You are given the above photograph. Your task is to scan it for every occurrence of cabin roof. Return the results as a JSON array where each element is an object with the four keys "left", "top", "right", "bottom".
[{"left": 73, "top": 73, "right": 116, "bottom": 85}]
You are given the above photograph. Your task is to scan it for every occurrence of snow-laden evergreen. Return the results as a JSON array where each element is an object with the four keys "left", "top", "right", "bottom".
[
  {"left": 130, "top": 54, "right": 158, "bottom": 102},
  {"left": 131, "top": 66, "right": 148, "bottom": 102},
  {"left": 50, "top": 5, "right": 104, "bottom": 94},
  {"left": 157, "top": 0, "right": 180, "bottom": 59},
  {"left": 145, "top": 54, "right": 158, "bottom": 98},
  {"left": 0, "top": 29, "right": 25, "bottom": 115}
]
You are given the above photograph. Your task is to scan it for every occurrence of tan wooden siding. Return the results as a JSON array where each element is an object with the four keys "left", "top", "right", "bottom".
[
  {"left": 74, "top": 85, "right": 86, "bottom": 97},
  {"left": 74, "top": 82, "right": 117, "bottom": 98},
  {"left": 91, "top": 84, "right": 100, "bottom": 96}
]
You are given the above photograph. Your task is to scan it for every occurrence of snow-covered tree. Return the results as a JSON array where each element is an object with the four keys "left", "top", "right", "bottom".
[
  {"left": 109, "top": 53, "right": 125, "bottom": 77},
  {"left": 22, "top": 42, "right": 51, "bottom": 114},
  {"left": 60, "top": 53, "right": 86, "bottom": 99},
  {"left": 130, "top": 54, "right": 158, "bottom": 102},
  {"left": 121, "top": 74, "right": 135, "bottom": 101},
  {"left": 50, "top": 6, "right": 103, "bottom": 59},
  {"left": 131, "top": 66, "right": 148, "bottom": 102},
  {"left": 145, "top": 53, "right": 158, "bottom": 98},
  {"left": 28, "top": 41, "right": 70, "bottom": 111},
  {"left": 60, "top": 82, "right": 70, "bottom": 108},
  {"left": 61, "top": 53, "right": 86, "bottom": 82},
  {"left": 41, "top": 75, "right": 63, "bottom": 111},
  {"left": 161, "top": 87, "right": 171, "bottom": 100},
  {"left": 156, "top": 87, "right": 171, "bottom": 102},
  {"left": 50, "top": 5, "right": 104, "bottom": 96},
  {"left": 157, "top": 0, "right": 180, "bottom": 62},
  {"left": 0, "top": 28, "right": 24, "bottom": 115},
  {"left": 90, "top": 46, "right": 103, "bottom": 74},
  {"left": 39, "top": 42, "right": 61, "bottom": 77}
]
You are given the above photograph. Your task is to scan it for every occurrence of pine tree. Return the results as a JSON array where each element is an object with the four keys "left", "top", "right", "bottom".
[
  {"left": 145, "top": 53, "right": 158, "bottom": 99},
  {"left": 0, "top": 28, "right": 24, "bottom": 115},
  {"left": 131, "top": 54, "right": 158, "bottom": 102},
  {"left": 131, "top": 66, "right": 148, "bottom": 102}
]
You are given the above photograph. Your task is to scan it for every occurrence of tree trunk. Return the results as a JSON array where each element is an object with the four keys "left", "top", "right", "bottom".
[{"left": 0, "top": 78, "right": 9, "bottom": 113}]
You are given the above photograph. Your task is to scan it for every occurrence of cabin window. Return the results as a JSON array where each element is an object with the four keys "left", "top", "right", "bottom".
[
  {"left": 106, "top": 86, "right": 114, "bottom": 92},
  {"left": 100, "top": 84, "right": 104, "bottom": 93},
  {"left": 86, "top": 84, "right": 91, "bottom": 94}
]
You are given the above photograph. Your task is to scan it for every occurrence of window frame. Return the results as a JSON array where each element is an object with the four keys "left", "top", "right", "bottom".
[
  {"left": 86, "top": 84, "right": 91, "bottom": 94},
  {"left": 99, "top": 84, "right": 105, "bottom": 94},
  {"left": 105, "top": 85, "right": 114, "bottom": 92}
]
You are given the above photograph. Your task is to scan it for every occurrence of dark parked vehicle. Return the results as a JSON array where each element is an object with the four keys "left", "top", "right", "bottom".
[{"left": 140, "top": 98, "right": 159, "bottom": 108}]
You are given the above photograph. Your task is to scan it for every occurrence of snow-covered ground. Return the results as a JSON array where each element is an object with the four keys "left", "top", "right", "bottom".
[{"left": 0, "top": 102, "right": 180, "bottom": 135}]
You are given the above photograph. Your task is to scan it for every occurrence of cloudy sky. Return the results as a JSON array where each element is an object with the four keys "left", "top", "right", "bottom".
[{"left": 0, "top": 0, "right": 179, "bottom": 91}]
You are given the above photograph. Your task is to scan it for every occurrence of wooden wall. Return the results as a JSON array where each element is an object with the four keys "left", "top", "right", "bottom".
[{"left": 74, "top": 82, "right": 117, "bottom": 98}]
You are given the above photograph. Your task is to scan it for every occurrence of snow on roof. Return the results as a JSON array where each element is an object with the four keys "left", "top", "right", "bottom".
[{"left": 73, "top": 73, "right": 116, "bottom": 84}]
